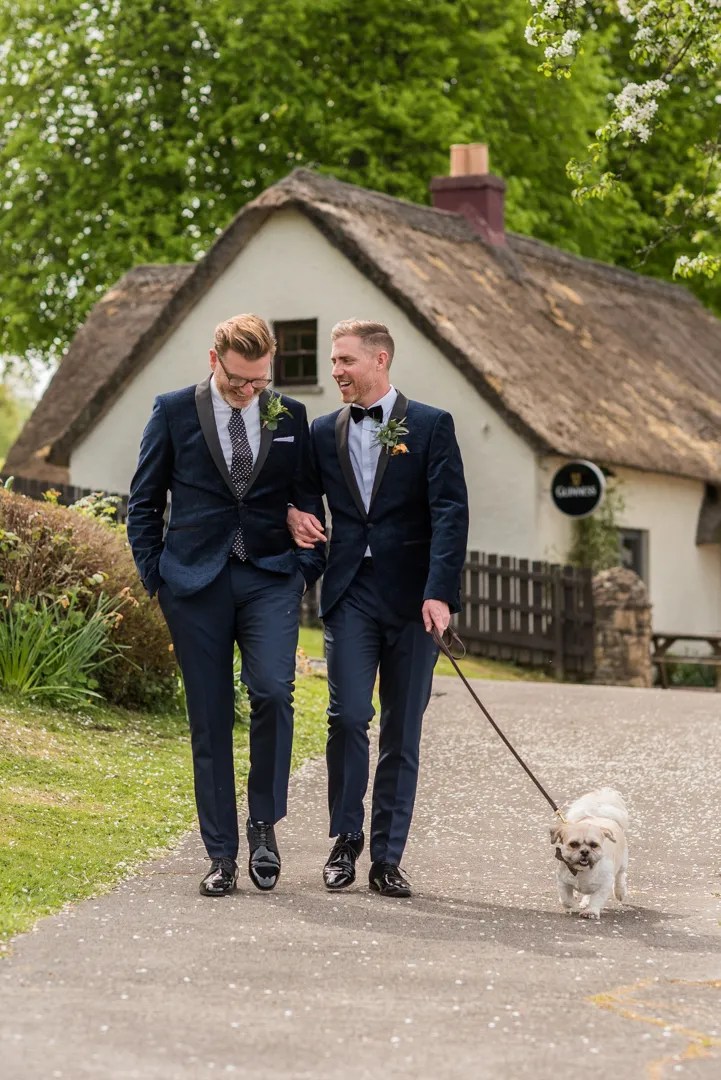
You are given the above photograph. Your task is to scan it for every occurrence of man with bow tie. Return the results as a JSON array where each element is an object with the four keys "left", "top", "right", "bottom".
[
  {"left": 127, "top": 314, "right": 324, "bottom": 898},
  {"left": 289, "top": 319, "right": 468, "bottom": 897}
]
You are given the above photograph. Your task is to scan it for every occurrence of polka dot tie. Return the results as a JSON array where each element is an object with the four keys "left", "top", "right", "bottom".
[{"left": 228, "top": 408, "right": 254, "bottom": 560}]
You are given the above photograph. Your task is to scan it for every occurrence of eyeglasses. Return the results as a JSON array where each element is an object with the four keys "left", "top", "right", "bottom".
[{"left": 216, "top": 354, "right": 272, "bottom": 390}]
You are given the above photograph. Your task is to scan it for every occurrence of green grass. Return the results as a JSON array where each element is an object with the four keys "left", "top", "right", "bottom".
[
  {"left": 0, "top": 673, "right": 330, "bottom": 947},
  {"left": 298, "top": 625, "right": 551, "bottom": 681}
]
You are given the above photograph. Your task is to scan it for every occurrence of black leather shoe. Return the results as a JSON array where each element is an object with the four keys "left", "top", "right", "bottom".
[
  {"left": 368, "top": 862, "right": 411, "bottom": 898},
  {"left": 199, "top": 857, "right": 238, "bottom": 897},
  {"left": 246, "top": 818, "right": 281, "bottom": 891},
  {"left": 323, "top": 832, "right": 364, "bottom": 890}
]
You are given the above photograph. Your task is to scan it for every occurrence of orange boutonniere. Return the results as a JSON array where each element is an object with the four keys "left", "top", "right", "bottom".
[{"left": 373, "top": 416, "right": 409, "bottom": 455}]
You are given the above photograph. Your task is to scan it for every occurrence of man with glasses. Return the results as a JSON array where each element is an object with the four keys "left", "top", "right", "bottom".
[{"left": 127, "top": 314, "right": 324, "bottom": 898}]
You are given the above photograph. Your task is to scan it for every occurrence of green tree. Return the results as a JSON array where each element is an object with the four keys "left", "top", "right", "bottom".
[
  {"left": 0, "top": 384, "right": 30, "bottom": 467},
  {"left": 525, "top": 1, "right": 721, "bottom": 280},
  {"left": 2, "top": 0, "right": 715, "bottom": 368},
  {"left": 0, "top": 0, "right": 219, "bottom": 360},
  {"left": 0, "top": 0, "right": 626, "bottom": 363}
]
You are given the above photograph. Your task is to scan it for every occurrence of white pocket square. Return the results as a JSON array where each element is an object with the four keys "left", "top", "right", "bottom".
[{"left": 273, "top": 435, "right": 295, "bottom": 443}]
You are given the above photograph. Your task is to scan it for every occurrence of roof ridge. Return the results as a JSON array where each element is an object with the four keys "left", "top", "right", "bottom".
[{"left": 279, "top": 168, "right": 700, "bottom": 303}]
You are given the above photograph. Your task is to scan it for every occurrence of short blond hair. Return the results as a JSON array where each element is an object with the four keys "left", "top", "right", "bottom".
[
  {"left": 214, "top": 314, "right": 276, "bottom": 360},
  {"left": 331, "top": 319, "right": 395, "bottom": 365}
]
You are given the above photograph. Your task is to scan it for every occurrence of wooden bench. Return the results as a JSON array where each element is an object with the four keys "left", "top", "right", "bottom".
[{"left": 651, "top": 633, "right": 721, "bottom": 691}]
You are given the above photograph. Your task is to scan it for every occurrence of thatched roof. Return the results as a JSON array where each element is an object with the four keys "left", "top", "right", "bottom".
[
  {"left": 7, "top": 168, "right": 721, "bottom": 485},
  {"left": 5, "top": 263, "right": 194, "bottom": 481}
]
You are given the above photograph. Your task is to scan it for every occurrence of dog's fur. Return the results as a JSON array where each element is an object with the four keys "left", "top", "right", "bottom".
[{"left": 550, "top": 788, "right": 629, "bottom": 919}]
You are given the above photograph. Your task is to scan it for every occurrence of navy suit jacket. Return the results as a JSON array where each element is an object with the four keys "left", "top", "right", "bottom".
[
  {"left": 311, "top": 392, "right": 469, "bottom": 620},
  {"left": 127, "top": 380, "right": 325, "bottom": 598}
]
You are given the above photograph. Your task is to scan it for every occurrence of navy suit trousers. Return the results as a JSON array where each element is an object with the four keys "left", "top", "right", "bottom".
[
  {"left": 158, "top": 561, "right": 305, "bottom": 860},
  {"left": 324, "top": 561, "right": 439, "bottom": 865}
]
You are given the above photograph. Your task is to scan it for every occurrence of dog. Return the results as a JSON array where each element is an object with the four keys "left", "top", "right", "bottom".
[{"left": 549, "top": 788, "right": 629, "bottom": 919}]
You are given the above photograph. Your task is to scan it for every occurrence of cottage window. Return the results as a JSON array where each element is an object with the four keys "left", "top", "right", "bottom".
[
  {"left": 273, "top": 320, "right": 318, "bottom": 386},
  {"left": 619, "top": 528, "right": 648, "bottom": 582}
]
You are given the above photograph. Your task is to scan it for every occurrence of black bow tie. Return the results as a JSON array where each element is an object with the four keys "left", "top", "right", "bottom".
[{"left": 350, "top": 404, "right": 383, "bottom": 424}]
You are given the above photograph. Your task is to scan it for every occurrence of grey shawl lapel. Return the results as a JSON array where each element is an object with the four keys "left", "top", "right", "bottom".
[
  {"left": 369, "top": 391, "right": 409, "bottom": 509},
  {"left": 195, "top": 377, "right": 236, "bottom": 499},
  {"left": 244, "top": 389, "right": 273, "bottom": 493},
  {"left": 335, "top": 406, "right": 368, "bottom": 521}
]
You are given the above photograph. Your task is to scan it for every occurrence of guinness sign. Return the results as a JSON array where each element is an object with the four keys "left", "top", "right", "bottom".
[{"left": 551, "top": 460, "right": 606, "bottom": 518}]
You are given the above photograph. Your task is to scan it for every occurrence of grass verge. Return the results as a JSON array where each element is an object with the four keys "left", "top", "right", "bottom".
[{"left": 0, "top": 673, "right": 330, "bottom": 948}]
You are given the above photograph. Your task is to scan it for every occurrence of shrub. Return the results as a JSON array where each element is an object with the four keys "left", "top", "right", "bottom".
[
  {"left": 0, "top": 489, "right": 176, "bottom": 710},
  {"left": 665, "top": 661, "right": 717, "bottom": 689},
  {"left": 567, "top": 481, "right": 625, "bottom": 573},
  {"left": 0, "top": 591, "right": 128, "bottom": 706}
]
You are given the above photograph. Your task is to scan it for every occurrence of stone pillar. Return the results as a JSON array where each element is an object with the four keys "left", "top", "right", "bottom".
[{"left": 592, "top": 567, "right": 652, "bottom": 687}]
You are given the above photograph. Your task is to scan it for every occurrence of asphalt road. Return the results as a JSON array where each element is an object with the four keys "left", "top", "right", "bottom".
[{"left": 1, "top": 677, "right": 720, "bottom": 1079}]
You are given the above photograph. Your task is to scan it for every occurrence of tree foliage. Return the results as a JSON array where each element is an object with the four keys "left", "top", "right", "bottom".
[
  {"left": 526, "top": 1, "right": 721, "bottom": 280},
  {"left": 0, "top": 384, "right": 30, "bottom": 466},
  {"left": 1, "top": 0, "right": 718, "bottom": 365}
]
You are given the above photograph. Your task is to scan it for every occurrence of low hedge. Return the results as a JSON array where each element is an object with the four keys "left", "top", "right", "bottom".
[{"left": 0, "top": 489, "right": 176, "bottom": 710}]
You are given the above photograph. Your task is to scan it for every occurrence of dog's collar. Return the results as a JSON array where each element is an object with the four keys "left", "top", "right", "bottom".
[{"left": 555, "top": 847, "right": 578, "bottom": 876}]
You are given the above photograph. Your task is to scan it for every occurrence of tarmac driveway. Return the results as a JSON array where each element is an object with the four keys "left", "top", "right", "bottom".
[{"left": 1, "top": 677, "right": 719, "bottom": 1079}]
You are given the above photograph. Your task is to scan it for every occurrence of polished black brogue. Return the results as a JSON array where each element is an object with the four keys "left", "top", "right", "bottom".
[
  {"left": 368, "top": 862, "right": 411, "bottom": 898},
  {"left": 246, "top": 818, "right": 281, "bottom": 891},
  {"left": 323, "top": 832, "right": 365, "bottom": 890},
  {"left": 199, "top": 857, "right": 238, "bottom": 897}
]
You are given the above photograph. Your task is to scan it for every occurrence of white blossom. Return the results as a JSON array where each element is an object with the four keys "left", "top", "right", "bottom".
[
  {"left": 524, "top": 0, "right": 721, "bottom": 277},
  {"left": 637, "top": 1, "right": 658, "bottom": 21}
]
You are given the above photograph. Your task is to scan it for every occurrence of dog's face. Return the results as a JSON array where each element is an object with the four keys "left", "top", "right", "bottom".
[{"left": 550, "top": 822, "right": 615, "bottom": 871}]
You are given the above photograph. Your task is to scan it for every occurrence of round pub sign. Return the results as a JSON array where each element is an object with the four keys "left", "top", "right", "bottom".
[{"left": 551, "top": 460, "right": 606, "bottom": 518}]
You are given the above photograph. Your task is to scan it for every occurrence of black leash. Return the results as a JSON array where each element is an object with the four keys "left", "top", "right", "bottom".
[{"left": 432, "top": 626, "right": 566, "bottom": 821}]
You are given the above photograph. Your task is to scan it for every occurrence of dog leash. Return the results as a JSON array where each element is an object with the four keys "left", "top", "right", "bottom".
[{"left": 432, "top": 626, "right": 567, "bottom": 823}]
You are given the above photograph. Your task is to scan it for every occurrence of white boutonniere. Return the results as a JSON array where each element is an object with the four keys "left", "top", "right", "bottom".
[
  {"left": 374, "top": 416, "right": 410, "bottom": 455},
  {"left": 259, "top": 392, "right": 292, "bottom": 431}
]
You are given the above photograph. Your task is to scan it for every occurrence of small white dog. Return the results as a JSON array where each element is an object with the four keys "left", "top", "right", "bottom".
[{"left": 549, "top": 788, "right": 629, "bottom": 920}]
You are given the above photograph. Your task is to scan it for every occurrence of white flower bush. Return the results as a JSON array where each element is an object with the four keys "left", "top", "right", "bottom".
[{"left": 525, "top": 0, "right": 721, "bottom": 277}]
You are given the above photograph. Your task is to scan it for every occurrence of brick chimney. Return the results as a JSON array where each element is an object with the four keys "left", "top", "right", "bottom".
[{"left": 430, "top": 143, "right": 506, "bottom": 245}]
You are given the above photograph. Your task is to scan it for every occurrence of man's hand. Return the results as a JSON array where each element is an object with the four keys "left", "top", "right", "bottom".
[
  {"left": 422, "top": 599, "right": 450, "bottom": 636},
  {"left": 287, "top": 506, "right": 327, "bottom": 548}
]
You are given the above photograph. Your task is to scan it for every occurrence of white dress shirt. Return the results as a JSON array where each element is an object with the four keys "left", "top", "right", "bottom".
[
  {"left": 348, "top": 386, "right": 397, "bottom": 555},
  {"left": 210, "top": 374, "right": 261, "bottom": 469}
]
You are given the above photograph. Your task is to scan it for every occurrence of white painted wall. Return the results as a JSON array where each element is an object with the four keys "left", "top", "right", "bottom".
[
  {"left": 70, "top": 209, "right": 539, "bottom": 553},
  {"left": 537, "top": 455, "right": 721, "bottom": 635}
]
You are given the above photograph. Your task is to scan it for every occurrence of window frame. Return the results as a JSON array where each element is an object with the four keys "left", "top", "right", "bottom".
[
  {"left": 618, "top": 527, "right": 649, "bottom": 583},
  {"left": 273, "top": 319, "right": 318, "bottom": 387}
]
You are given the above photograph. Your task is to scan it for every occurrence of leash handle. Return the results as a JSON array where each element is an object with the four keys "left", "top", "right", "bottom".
[{"left": 432, "top": 627, "right": 563, "bottom": 817}]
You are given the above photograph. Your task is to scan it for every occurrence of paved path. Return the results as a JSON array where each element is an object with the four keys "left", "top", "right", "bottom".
[{"left": 1, "top": 678, "right": 720, "bottom": 1079}]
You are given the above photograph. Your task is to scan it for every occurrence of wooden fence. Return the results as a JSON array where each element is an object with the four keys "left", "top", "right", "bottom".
[
  {"left": 304, "top": 553, "right": 595, "bottom": 676},
  {"left": 2, "top": 476, "right": 594, "bottom": 676},
  {"left": 455, "top": 553, "right": 595, "bottom": 677}
]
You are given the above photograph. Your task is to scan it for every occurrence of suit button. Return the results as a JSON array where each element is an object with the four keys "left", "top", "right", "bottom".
[{"left": 367, "top": 523, "right": 374, "bottom": 529}]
